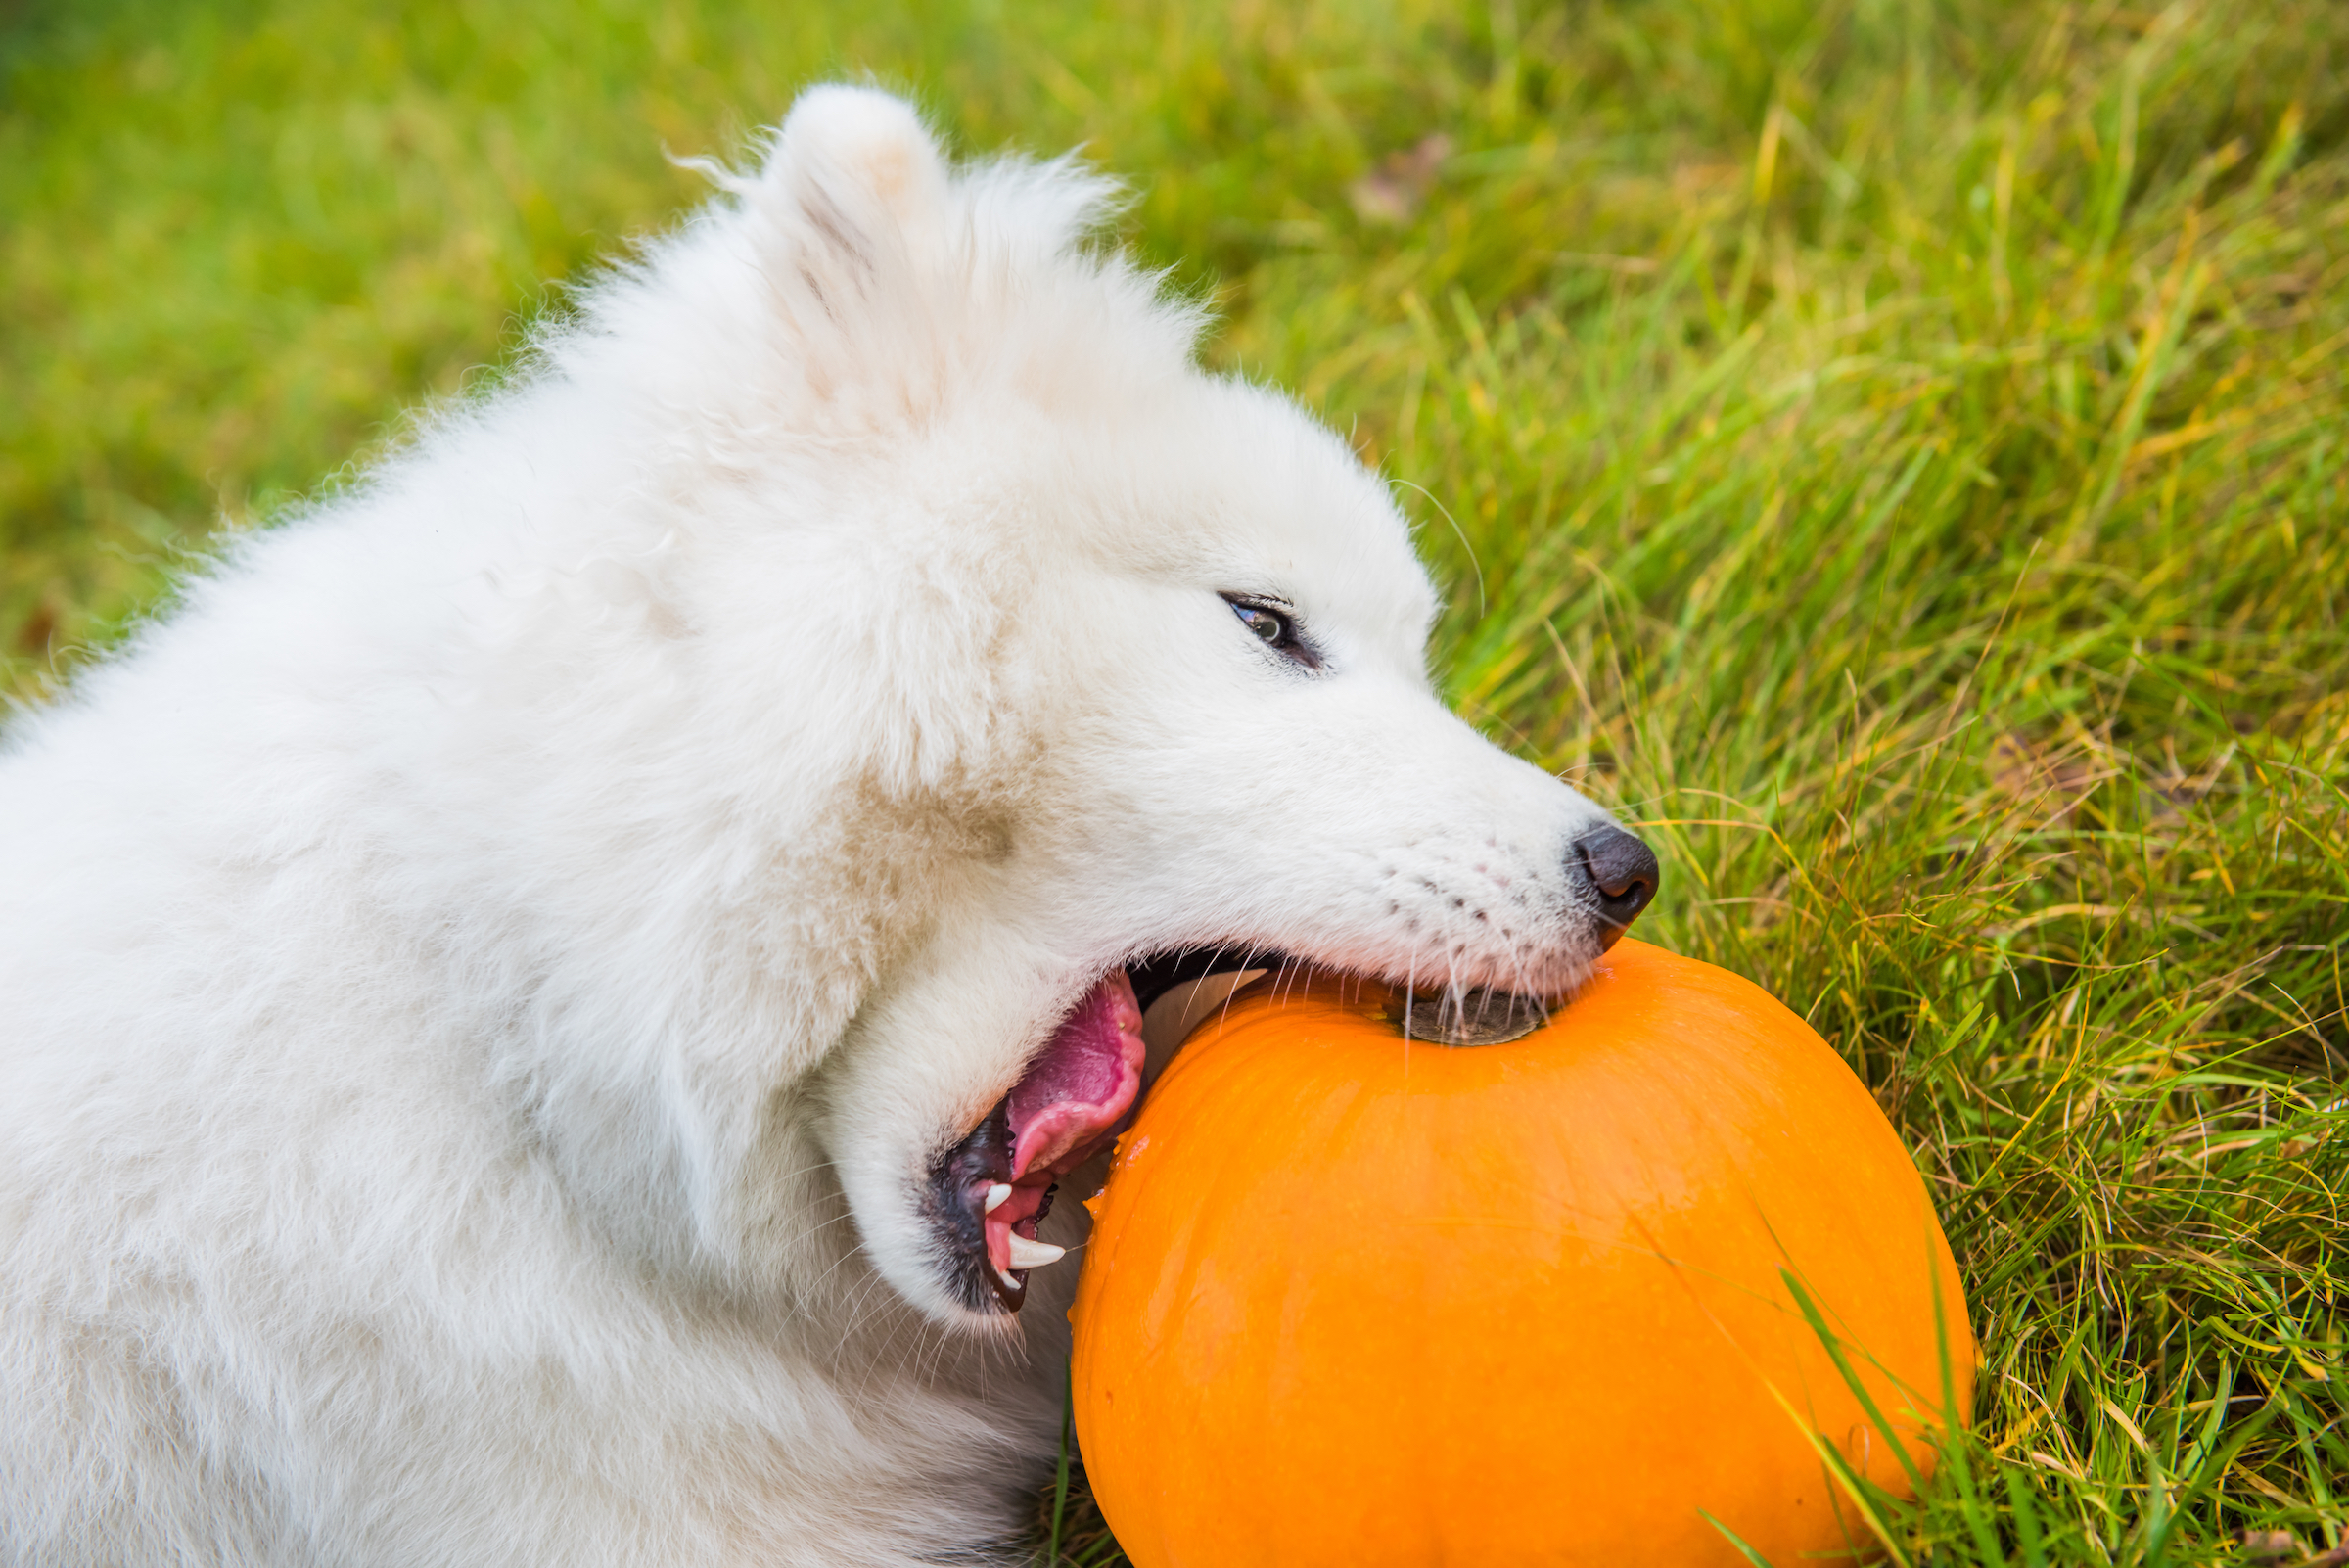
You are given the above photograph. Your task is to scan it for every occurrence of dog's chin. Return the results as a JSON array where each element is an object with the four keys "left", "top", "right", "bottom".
[{"left": 917, "top": 942, "right": 1603, "bottom": 1321}]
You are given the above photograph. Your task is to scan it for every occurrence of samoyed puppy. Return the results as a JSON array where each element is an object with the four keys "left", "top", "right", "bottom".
[{"left": 0, "top": 87, "right": 1659, "bottom": 1565}]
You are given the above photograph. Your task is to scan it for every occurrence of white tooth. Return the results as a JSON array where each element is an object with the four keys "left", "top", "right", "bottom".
[
  {"left": 997, "top": 1268, "right": 1022, "bottom": 1291},
  {"left": 1006, "top": 1234, "right": 1066, "bottom": 1270},
  {"left": 984, "top": 1182, "right": 1013, "bottom": 1214}
]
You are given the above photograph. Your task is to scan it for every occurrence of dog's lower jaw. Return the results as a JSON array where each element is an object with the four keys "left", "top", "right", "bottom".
[
  {"left": 922, "top": 970, "right": 1144, "bottom": 1314},
  {"left": 926, "top": 1098, "right": 1032, "bottom": 1314}
]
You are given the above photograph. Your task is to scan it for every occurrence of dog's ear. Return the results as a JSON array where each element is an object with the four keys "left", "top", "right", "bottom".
[
  {"left": 729, "top": 86, "right": 960, "bottom": 410},
  {"left": 753, "top": 86, "right": 952, "bottom": 268},
  {"left": 720, "top": 85, "right": 1146, "bottom": 425}
]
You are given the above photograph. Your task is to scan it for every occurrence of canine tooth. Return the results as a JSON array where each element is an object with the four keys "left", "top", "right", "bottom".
[
  {"left": 1006, "top": 1235, "right": 1065, "bottom": 1270},
  {"left": 984, "top": 1182, "right": 1013, "bottom": 1214},
  {"left": 997, "top": 1268, "right": 1022, "bottom": 1291}
]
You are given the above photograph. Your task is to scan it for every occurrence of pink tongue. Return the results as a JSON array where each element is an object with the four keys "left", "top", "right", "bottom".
[{"left": 1006, "top": 971, "right": 1146, "bottom": 1182}]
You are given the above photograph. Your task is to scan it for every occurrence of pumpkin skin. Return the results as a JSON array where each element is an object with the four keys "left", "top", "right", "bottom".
[{"left": 1070, "top": 939, "right": 1970, "bottom": 1567}]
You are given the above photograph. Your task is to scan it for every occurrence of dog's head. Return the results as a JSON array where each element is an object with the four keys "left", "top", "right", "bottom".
[{"left": 520, "top": 88, "right": 1656, "bottom": 1331}]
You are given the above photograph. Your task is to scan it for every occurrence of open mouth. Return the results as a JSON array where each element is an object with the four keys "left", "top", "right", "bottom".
[
  {"left": 925, "top": 969, "right": 1147, "bottom": 1314},
  {"left": 925, "top": 947, "right": 1301, "bottom": 1314},
  {"left": 923, "top": 944, "right": 1563, "bottom": 1314}
]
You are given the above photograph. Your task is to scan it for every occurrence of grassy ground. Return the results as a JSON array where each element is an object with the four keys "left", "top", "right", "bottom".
[{"left": 6, "top": 0, "right": 2346, "bottom": 1562}]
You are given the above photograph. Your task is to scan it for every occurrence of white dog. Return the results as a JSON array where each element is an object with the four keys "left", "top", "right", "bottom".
[{"left": 0, "top": 87, "right": 1659, "bottom": 1565}]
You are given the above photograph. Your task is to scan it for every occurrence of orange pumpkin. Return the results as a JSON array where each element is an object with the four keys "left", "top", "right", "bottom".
[{"left": 1070, "top": 939, "right": 1970, "bottom": 1567}]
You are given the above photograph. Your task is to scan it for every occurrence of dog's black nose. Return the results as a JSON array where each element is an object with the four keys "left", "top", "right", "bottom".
[{"left": 1573, "top": 825, "right": 1660, "bottom": 948}]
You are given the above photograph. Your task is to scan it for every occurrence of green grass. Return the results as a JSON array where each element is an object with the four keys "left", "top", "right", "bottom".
[{"left": 6, "top": 0, "right": 2346, "bottom": 1561}]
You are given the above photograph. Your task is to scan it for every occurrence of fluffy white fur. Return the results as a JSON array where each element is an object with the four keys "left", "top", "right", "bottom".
[{"left": 0, "top": 88, "right": 1628, "bottom": 1564}]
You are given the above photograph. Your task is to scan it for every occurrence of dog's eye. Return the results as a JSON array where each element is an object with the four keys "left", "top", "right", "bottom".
[
  {"left": 1237, "top": 605, "right": 1287, "bottom": 645},
  {"left": 1221, "top": 595, "right": 1318, "bottom": 669}
]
